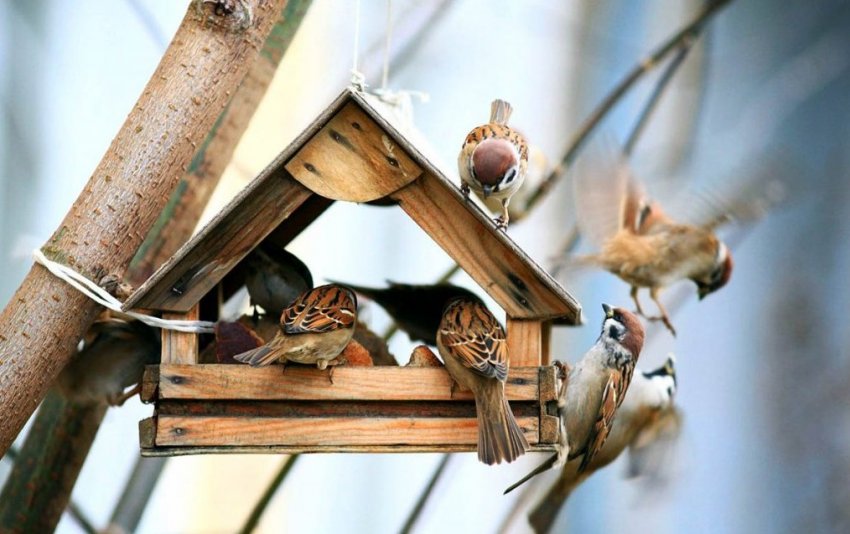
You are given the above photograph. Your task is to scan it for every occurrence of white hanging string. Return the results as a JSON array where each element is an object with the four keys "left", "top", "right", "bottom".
[
  {"left": 32, "top": 249, "right": 216, "bottom": 334},
  {"left": 370, "top": 0, "right": 429, "bottom": 125},
  {"left": 350, "top": 0, "right": 366, "bottom": 91},
  {"left": 380, "top": 0, "right": 393, "bottom": 91}
]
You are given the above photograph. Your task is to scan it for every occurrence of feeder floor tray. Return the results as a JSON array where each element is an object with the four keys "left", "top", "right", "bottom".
[{"left": 139, "top": 364, "right": 561, "bottom": 456}]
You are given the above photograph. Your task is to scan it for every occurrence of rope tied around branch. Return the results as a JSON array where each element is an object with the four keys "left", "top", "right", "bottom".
[{"left": 32, "top": 249, "right": 215, "bottom": 334}]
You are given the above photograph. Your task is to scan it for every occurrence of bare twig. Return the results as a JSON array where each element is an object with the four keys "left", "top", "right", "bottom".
[
  {"left": 238, "top": 455, "right": 300, "bottom": 534},
  {"left": 521, "top": 0, "right": 732, "bottom": 213},
  {"left": 624, "top": 38, "right": 696, "bottom": 156},
  {"left": 106, "top": 456, "right": 168, "bottom": 533},
  {"left": 399, "top": 454, "right": 453, "bottom": 534}
]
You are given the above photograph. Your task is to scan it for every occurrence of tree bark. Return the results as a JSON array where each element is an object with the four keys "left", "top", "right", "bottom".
[
  {"left": 128, "top": 0, "right": 314, "bottom": 285},
  {"left": 0, "top": 391, "right": 106, "bottom": 533},
  {"left": 0, "top": 0, "right": 287, "bottom": 455}
]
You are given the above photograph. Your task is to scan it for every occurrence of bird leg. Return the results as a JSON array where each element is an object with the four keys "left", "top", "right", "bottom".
[
  {"left": 646, "top": 288, "right": 677, "bottom": 337},
  {"left": 494, "top": 199, "right": 510, "bottom": 230},
  {"left": 630, "top": 286, "right": 646, "bottom": 316},
  {"left": 323, "top": 356, "right": 347, "bottom": 385},
  {"left": 461, "top": 182, "right": 470, "bottom": 199},
  {"left": 109, "top": 384, "right": 142, "bottom": 407}
]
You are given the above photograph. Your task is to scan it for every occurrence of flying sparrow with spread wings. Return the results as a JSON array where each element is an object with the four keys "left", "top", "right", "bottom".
[
  {"left": 234, "top": 284, "right": 356, "bottom": 373},
  {"left": 572, "top": 144, "right": 733, "bottom": 336},
  {"left": 333, "top": 280, "right": 481, "bottom": 346},
  {"left": 437, "top": 297, "right": 529, "bottom": 464},
  {"left": 458, "top": 99, "right": 528, "bottom": 230},
  {"left": 525, "top": 355, "right": 679, "bottom": 533},
  {"left": 243, "top": 243, "right": 313, "bottom": 318},
  {"left": 505, "top": 304, "right": 644, "bottom": 492}
]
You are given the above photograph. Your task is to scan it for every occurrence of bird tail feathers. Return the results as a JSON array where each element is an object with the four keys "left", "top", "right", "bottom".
[
  {"left": 490, "top": 99, "right": 513, "bottom": 125},
  {"left": 476, "top": 388, "right": 529, "bottom": 465},
  {"left": 233, "top": 345, "right": 278, "bottom": 367}
]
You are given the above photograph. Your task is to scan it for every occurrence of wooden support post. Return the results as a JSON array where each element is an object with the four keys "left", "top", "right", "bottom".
[
  {"left": 506, "top": 318, "right": 545, "bottom": 367},
  {"left": 161, "top": 305, "right": 199, "bottom": 365}
]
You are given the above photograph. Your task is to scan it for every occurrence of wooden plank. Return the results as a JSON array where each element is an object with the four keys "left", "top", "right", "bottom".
[
  {"left": 156, "top": 400, "right": 539, "bottom": 418},
  {"left": 538, "top": 366, "right": 560, "bottom": 444},
  {"left": 161, "top": 306, "right": 199, "bottom": 364},
  {"left": 154, "top": 415, "right": 539, "bottom": 447},
  {"left": 157, "top": 364, "right": 540, "bottom": 401},
  {"left": 541, "top": 321, "right": 552, "bottom": 366},
  {"left": 141, "top": 443, "right": 558, "bottom": 456},
  {"left": 390, "top": 173, "right": 581, "bottom": 323},
  {"left": 507, "top": 319, "right": 544, "bottom": 367},
  {"left": 285, "top": 101, "right": 423, "bottom": 202},
  {"left": 124, "top": 171, "right": 314, "bottom": 312},
  {"left": 140, "top": 365, "right": 160, "bottom": 403},
  {"left": 139, "top": 417, "right": 156, "bottom": 449}
]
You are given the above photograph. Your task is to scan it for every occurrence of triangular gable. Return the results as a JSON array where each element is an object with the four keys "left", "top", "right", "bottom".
[{"left": 124, "top": 89, "right": 581, "bottom": 324}]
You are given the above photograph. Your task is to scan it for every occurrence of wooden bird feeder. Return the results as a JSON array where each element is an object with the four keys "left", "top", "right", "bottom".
[{"left": 125, "top": 88, "right": 582, "bottom": 456}]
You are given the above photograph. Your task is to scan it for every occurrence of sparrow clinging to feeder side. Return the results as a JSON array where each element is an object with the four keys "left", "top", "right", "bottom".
[
  {"left": 505, "top": 304, "right": 645, "bottom": 492},
  {"left": 572, "top": 143, "right": 733, "bottom": 336},
  {"left": 436, "top": 297, "right": 529, "bottom": 465},
  {"left": 56, "top": 318, "right": 161, "bottom": 407},
  {"left": 234, "top": 284, "right": 357, "bottom": 375},
  {"left": 458, "top": 99, "right": 528, "bottom": 230},
  {"left": 523, "top": 356, "right": 679, "bottom": 532}
]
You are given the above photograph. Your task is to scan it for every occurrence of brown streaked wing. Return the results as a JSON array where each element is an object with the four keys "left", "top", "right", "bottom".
[
  {"left": 439, "top": 302, "right": 508, "bottom": 381},
  {"left": 577, "top": 370, "right": 623, "bottom": 472},
  {"left": 282, "top": 286, "right": 356, "bottom": 335}
]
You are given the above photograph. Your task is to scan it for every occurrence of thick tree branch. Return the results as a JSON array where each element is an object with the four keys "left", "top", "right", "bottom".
[
  {"left": 0, "top": 0, "right": 287, "bottom": 456},
  {"left": 0, "top": 3, "right": 313, "bottom": 531}
]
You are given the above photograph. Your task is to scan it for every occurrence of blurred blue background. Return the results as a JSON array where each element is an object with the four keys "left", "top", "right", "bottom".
[{"left": 1, "top": 1, "right": 848, "bottom": 532}]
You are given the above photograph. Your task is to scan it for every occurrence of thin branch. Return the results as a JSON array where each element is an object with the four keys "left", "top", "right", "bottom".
[
  {"left": 624, "top": 37, "right": 696, "bottom": 156},
  {"left": 106, "top": 456, "right": 168, "bottom": 533},
  {"left": 238, "top": 455, "right": 300, "bottom": 534},
  {"left": 521, "top": 0, "right": 732, "bottom": 213},
  {"left": 398, "top": 454, "right": 452, "bottom": 534}
]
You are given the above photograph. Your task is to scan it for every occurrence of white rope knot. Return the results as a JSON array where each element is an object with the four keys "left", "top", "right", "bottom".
[
  {"left": 32, "top": 249, "right": 216, "bottom": 334},
  {"left": 349, "top": 69, "right": 367, "bottom": 92}
]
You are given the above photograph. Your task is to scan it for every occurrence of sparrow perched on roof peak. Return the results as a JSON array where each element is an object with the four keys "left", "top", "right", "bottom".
[
  {"left": 243, "top": 243, "right": 313, "bottom": 318},
  {"left": 332, "top": 280, "right": 482, "bottom": 346},
  {"left": 458, "top": 99, "right": 528, "bottom": 230},
  {"left": 437, "top": 297, "right": 529, "bottom": 465},
  {"left": 234, "top": 284, "right": 356, "bottom": 372},
  {"left": 573, "top": 142, "right": 733, "bottom": 336},
  {"left": 524, "top": 355, "right": 679, "bottom": 533},
  {"left": 505, "top": 303, "right": 644, "bottom": 491}
]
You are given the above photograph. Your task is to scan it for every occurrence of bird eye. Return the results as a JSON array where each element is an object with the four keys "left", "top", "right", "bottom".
[{"left": 504, "top": 168, "right": 517, "bottom": 183}]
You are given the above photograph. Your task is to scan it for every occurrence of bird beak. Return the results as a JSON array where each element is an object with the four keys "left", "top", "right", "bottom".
[
  {"left": 602, "top": 303, "right": 613, "bottom": 318},
  {"left": 482, "top": 185, "right": 493, "bottom": 198},
  {"left": 697, "top": 287, "right": 708, "bottom": 300}
]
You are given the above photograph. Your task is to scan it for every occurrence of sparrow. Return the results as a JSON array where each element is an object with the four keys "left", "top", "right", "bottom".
[
  {"left": 572, "top": 143, "right": 733, "bottom": 336},
  {"left": 243, "top": 243, "right": 313, "bottom": 318},
  {"left": 479, "top": 142, "right": 547, "bottom": 224},
  {"left": 55, "top": 319, "right": 161, "bottom": 406},
  {"left": 331, "top": 280, "right": 482, "bottom": 346},
  {"left": 458, "top": 99, "right": 529, "bottom": 230},
  {"left": 233, "top": 284, "right": 357, "bottom": 372},
  {"left": 525, "top": 356, "right": 679, "bottom": 533},
  {"left": 504, "top": 303, "right": 644, "bottom": 492},
  {"left": 436, "top": 297, "right": 529, "bottom": 465}
]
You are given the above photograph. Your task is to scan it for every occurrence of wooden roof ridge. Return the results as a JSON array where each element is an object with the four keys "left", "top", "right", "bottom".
[{"left": 124, "top": 88, "right": 581, "bottom": 324}]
